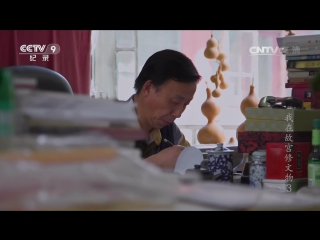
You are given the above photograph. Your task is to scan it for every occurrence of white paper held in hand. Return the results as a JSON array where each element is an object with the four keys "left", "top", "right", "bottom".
[{"left": 174, "top": 146, "right": 203, "bottom": 175}]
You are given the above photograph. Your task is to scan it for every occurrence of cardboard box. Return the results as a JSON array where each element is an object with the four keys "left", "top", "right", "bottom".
[
  {"left": 265, "top": 142, "right": 311, "bottom": 180},
  {"left": 237, "top": 131, "right": 311, "bottom": 153},
  {"left": 245, "top": 107, "right": 320, "bottom": 132}
]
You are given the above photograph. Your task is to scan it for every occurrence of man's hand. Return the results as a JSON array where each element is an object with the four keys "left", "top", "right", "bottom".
[{"left": 145, "top": 145, "right": 185, "bottom": 171}]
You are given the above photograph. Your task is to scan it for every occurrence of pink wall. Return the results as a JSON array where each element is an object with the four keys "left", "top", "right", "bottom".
[{"left": 181, "top": 30, "right": 212, "bottom": 63}]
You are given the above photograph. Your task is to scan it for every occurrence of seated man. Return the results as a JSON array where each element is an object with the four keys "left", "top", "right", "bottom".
[{"left": 128, "top": 49, "right": 202, "bottom": 171}]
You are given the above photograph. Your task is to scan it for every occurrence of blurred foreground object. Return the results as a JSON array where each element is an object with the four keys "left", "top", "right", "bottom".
[
  {"left": 0, "top": 133, "right": 180, "bottom": 210},
  {"left": 0, "top": 69, "right": 15, "bottom": 151}
]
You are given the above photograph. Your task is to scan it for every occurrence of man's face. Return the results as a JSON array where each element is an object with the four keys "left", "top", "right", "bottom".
[{"left": 142, "top": 79, "right": 197, "bottom": 129}]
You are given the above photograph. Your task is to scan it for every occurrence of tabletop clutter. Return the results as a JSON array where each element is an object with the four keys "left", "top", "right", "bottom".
[{"left": 186, "top": 106, "right": 320, "bottom": 193}]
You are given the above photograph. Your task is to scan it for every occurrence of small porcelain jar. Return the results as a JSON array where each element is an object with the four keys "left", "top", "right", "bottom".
[
  {"left": 249, "top": 150, "right": 266, "bottom": 189},
  {"left": 207, "top": 143, "right": 234, "bottom": 182}
]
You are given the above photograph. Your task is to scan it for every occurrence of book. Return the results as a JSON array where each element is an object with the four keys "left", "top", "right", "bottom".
[
  {"left": 277, "top": 34, "right": 320, "bottom": 48},
  {"left": 288, "top": 78, "right": 312, "bottom": 83},
  {"left": 293, "top": 46, "right": 320, "bottom": 51},
  {"left": 292, "top": 87, "right": 312, "bottom": 101},
  {"left": 238, "top": 130, "right": 312, "bottom": 153},
  {"left": 286, "top": 49, "right": 320, "bottom": 57},
  {"left": 287, "top": 60, "right": 320, "bottom": 70},
  {"left": 287, "top": 67, "right": 320, "bottom": 72},
  {"left": 285, "top": 82, "right": 310, "bottom": 88},
  {"left": 286, "top": 54, "right": 320, "bottom": 61},
  {"left": 245, "top": 107, "right": 320, "bottom": 132},
  {"left": 284, "top": 46, "right": 320, "bottom": 56},
  {"left": 287, "top": 70, "right": 320, "bottom": 78}
]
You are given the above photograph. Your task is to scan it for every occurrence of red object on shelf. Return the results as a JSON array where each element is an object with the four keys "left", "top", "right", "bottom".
[
  {"left": 237, "top": 131, "right": 311, "bottom": 153},
  {"left": 265, "top": 142, "right": 311, "bottom": 180},
  {"left": 291, "top": 87, "right": 312, "bottom": 102}
]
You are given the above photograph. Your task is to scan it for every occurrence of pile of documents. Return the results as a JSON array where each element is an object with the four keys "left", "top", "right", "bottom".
[{"left": 0, "top": 89, "right": 180, "bottom": 210}]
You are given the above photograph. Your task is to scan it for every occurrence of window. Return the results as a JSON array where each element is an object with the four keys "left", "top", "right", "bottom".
[
  {"left": 116, "top": 30, "right": 137, "bottom": 100},
  {"left": 92, "top": 30, "right": 320, "bottom": 146}
]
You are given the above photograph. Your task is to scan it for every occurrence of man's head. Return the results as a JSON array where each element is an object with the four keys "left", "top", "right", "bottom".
[{"left": 134, "top": 49, "right": 202, "bottom": 130}]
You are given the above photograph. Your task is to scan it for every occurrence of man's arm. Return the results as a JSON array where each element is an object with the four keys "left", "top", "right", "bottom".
[
  {"left": 145, "top": 145, "right": 185, "bottom": 170},
  {"left": 144, "top": 123, "right": 190, "bottom": 170}
]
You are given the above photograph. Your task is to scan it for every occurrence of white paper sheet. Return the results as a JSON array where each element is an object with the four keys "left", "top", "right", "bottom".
[{"left": 174, "top": 147, "right": 203, "bottom": 175}]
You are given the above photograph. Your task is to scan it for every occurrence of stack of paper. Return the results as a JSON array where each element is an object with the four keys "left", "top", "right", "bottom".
[{"left": 15, "top": 89, "right": 146, "bottom": 141}]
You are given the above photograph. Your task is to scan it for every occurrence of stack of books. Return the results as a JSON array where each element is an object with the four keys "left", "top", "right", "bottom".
[{"left": 277, "top": 33, "right": 320, "bottom": 109}]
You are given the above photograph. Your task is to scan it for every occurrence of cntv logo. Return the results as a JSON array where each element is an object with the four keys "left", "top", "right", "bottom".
[{"left": 249, "top": 46, "right": 284, "bottom": 56}]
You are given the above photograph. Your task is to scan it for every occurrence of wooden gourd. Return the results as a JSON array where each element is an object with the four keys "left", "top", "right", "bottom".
[
  {"left": 211, "top": 73, "right": 222, "bottom": 98},
  {"left": 210, "top": 67, "right": 223, "bottom": 97},
  {"left": 205, "top": 32, "right": 230, "bottom": 92},
  {"left": 285, "top": 30, "right": 295, "bottom": 36},
  {"left": 240, "top": 84, "right": 259, "bottom": 115},
  {"left": 197, "top": 82, "right": 226, "bottom": 144},
  {"left": 217, "top": 65, "right": 228, "bottom": 90},
  {"left": 204, "top": 34, "right": 220, "bottom": 59},
  {"left": 236, "top": 82, "right": 259, "bottom": 140},
  {"left": 228, "top": 137, "right": 236, "bottom": 145},
  {"left": 236, "top": 121, "right": 246, "bottom": 140}
]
